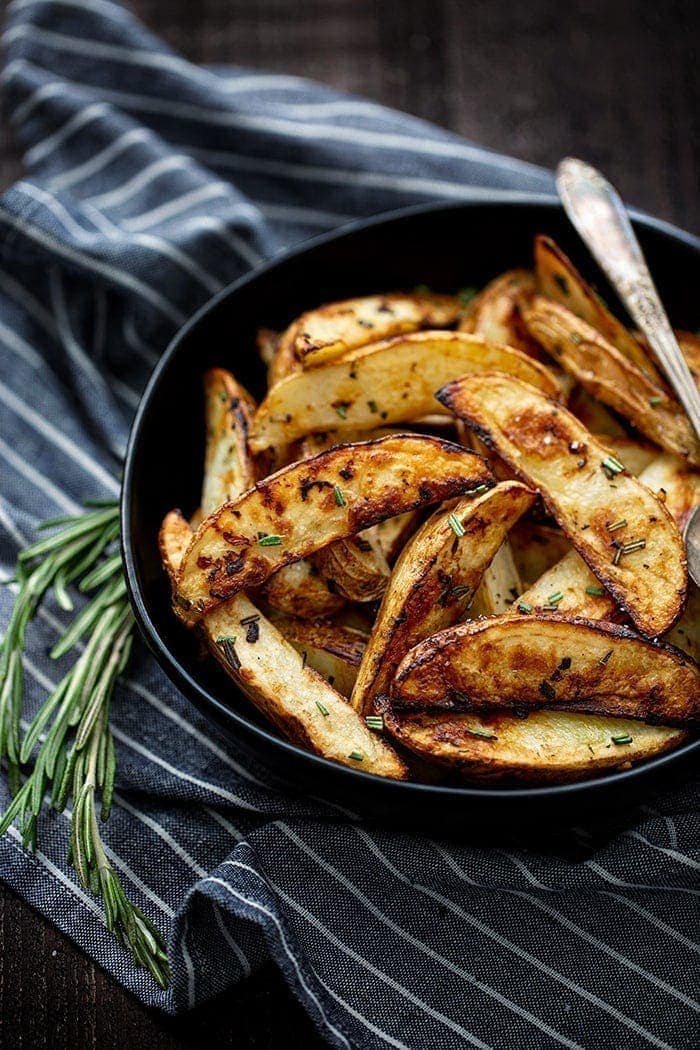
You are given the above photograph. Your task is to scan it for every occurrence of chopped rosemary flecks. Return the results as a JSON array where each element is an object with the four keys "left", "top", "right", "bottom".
[
  {"left": 601, "top": 455, "right": 625, "bottom": 477},
  {"left": 316, "top": 701, "right": 330, "bottom": 717},
  {"left": 648, "top": 396, "right": 662, "bottom": 406},
  {"left": 569, "top": 331, "right": 582, "bottom": 345},
  {"left": 367, "top": 400, "right": 379, "bottom": 414},
  {"left": 348, "top": 750, "right": 364, "bottom": 761},
  {"left": 258, "top": 534, "right": 283, "bottom": 547},
  {"left": 217, "top": 635, "right": 241, "bottom": 669},
  {"left": 517, "top": 601, "right": 532, "bottom": 614},
  {"left": 468, "top": 484, "right": 490, "bottom": 497},
  {"left": 301, "top": 650, "right": 308, "bottom": 669},
  {"left": 611, "top": 734, "right": 633, "bottom": 745},
  {"left": 334, "top": 403, "right": 348, "bottom": 419},
  {"left": 621, "top": 539, "right": 646, "bottom": 554},
  {"left": 547, "top": 591, "right": 564, "bottom": 605},
  {"left": 599, "top": 649, "right": 613, "bottom": 665},
  {"left": 365, "top": 715, "right": 383, "bottom": 731},
  {"left": 465, "top": 727, "right": 498, "bottom": 740},
  {"left": 612, "top": 546, "right": 622, "bottom": 566},
  {"left": 448, "top": 513, "right": 465, "bottom": 538},
  {"left": 334, "top": 484, "right": 347, "bottom": 507},
  {"left": 606, "top": 519, "right": 628, "bottom": 532},
  {"left": 586, "top": 585, "right": 606, "bottom": 596},
  {"left": 538, "top": 680, "right": 556, "bottom": 701},
  {"left": 0, "top": 502, "right": 168, "bottom": 988}
]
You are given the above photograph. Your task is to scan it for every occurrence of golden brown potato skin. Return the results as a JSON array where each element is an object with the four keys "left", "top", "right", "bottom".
[
  {"left": 459, "top": 268, "right": 543, "bottom": 359},
  {"left": 351, "top": 481, "right": 536, "bottom": 717},
  {"left": 201, "top": 369, "right": 256, "bottom": 516},
  {"left": 522, "top": 296, "right": 700, "bottom": 466},
  {"left": 380, "top": 703, "right": 685, "bottom": 784},
  {"left": 249, "top": 330, "right": 561, "bottom": 452},
  {"left": 516, "top": 451, "right": 698, "bottom": 621},
  {"left": 175, "top": 435, "right": 494, "bottom": 625},
  {"left": 291, "top": 291, "right": 464, "bottom": 367},
  {"left": 534, "top": 234, "right": 661, "bottom": 381},
  {"left": 391, "top": 615, "right": 700, "bottom": 728},
  {"left": 437, "top": 372, "right": 687, "bottom": 637},
  {"left": 160, "top": 511, "right": 407, "bottom": 779}
]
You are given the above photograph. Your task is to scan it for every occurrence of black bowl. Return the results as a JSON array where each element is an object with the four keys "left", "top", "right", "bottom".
[{"left": 122, "top": 197, "right": 700, "bottom": 826}]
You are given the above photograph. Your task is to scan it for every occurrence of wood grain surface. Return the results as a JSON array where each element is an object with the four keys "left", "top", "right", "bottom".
[{"left": 0, "top": 1, "right": 698, "bottom": 1048}]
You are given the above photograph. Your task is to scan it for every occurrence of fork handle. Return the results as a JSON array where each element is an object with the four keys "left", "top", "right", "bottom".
[{"left": 556, "top": 157, "right": 700, "bottom": 437}]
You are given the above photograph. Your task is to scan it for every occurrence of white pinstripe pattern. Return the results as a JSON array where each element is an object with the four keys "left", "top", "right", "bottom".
[{"left": 1, "top": 4, "right": 697, "bottom": 1043}]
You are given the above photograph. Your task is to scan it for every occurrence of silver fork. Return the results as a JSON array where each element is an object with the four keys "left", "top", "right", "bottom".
[{"left": 555, "top": 157, "right": 700, "bottom": 586}]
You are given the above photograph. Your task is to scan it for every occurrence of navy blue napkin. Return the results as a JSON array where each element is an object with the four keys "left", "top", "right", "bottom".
[{"left": 0, "top": 2, "right": 697, "bottom": 1046}]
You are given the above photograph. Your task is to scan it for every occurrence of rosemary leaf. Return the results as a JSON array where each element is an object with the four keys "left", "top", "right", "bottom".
[{"left": 0, "top": 501, "right": 169, "bottom": 987}]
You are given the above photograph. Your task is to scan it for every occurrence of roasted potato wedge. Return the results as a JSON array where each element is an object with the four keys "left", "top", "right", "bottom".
[
  {"left": 665, "top": 585, "right": 699, "bottom": 664},
  {"left": 600, "top": 436, "right": 658, "bottom": 478},
  {"left": 523, "top": 296, "right": 700, "bottom": 465},
  {"left": 469, "top": 542, "right": 523, "bottom": 616},
  {"left": 176, "top": 435, "right": 494, "bottom": 624},
  {"left": 534, "top": 235, "right": 661, "bottom": 381},
  {"left": 290, "top": 292, "right": 463, "bottom": 368},
  {"left": 260, "top": 560, "right": 345, "bottom": 618},
  {"left": 568, "top": 386, "right": 626, "bottom": 437},
  {"left": 314, "top": 531, "right": 391, "bottom": 602},
  {"left": 458, "top": 268, "right": 542, "bottom": 358},
  {"left": 249, "top": 331, "right": 561, "bottom": 452},
  {"left": 391, "top": 615, "right": 700, "bottom": 726},
  {"left": 267, "top": 611, "right": 366, "bottom": 697},
  {"left": 374, "top": 510, "right": 421, "bottom": 564},
  {"left": 437, "top": 373, "right": 687, "bottom": 636},
  {"left": 160, "top": 510, "right": 406, "bottom": 778},
  {"left": 380, "top": 706, "right": 685, "bottom": 784},
  {"left": 516, "top": 451, "right": 699, "bottom": 620},
  {"left": 201, "top": 369, "right": 256, "bottom": 516},
  {"left": 351, "top": 481, "right": 536, "bottom": 716},
  {"left": 509, "top": 523, "right": 571, "bottom": 589},
  {"left": 299, "top": 431, "right": 392, "bottom": 602}
]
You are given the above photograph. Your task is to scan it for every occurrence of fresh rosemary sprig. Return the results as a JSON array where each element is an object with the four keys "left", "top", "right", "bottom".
[{"left": 0, "top": 502, "right": 169, "bottom": 988}]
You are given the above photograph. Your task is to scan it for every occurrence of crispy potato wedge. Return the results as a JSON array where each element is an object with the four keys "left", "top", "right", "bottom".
[
  {"left": 249, "top": 331, "right": 561, "bottom": 452},
  {"left": 201, "top": 369, "right": 256, "bottom": 516},
  {"left": 290, "top": 291, "right": 463, "bottom": 368},
  {"left": 314, "top": 531, "right": 391, "bottom": 602},
  {"left": 600, "top": 436, "right": 658, "bottom": 478},
  {"left": 176, "top": 435, "right": 494, "bottom": 624},
  {"left": 534, "top": 235, "right": 661, "bottom": 381},
  {"left": 299, "top": 431, "right": 393, "bottom": 602},
  {"left": 469, "top": 542, "right": 523, "bottom": 616},
  {"left": 510, "top": 523, "right": 571, "bottom": 589},
  {"left": 634, "top": 329, "right": 700, "bottom": 390},
  {"left": 379, "top": 706, "right": 684, "bottom": 784},
  {"left": 374, "top": 510, "right": 421, "bottom": 564},
  {"left": 458, "top": 268, "right": 542, "bottom": 357},
  {"left": 568, "top": 386, "right": 626, "bottom": 437},
  {"left": 665, "top": 586, "right": 699, "bottom": 664},
  {"left": 437, "top": 373, "right": 687, "bottom": 636},
  {"left": 516, "top": 451, "right": 699, "bottom": 620},
  {"left": 351, "top": 481, "right": 536, "bottom": 716},
  {"left": 678, "top": 330, "right": 700, "bottom": 388},
  {"left": 160, "top": 511, "right": 406, "bottom": 778},
  {"left": 260, "top": 560, "right": 345, "bottom": 618},
  {"left": 391, "top": 615, "right": 700, "bottom": 726},
  {"left": 523, "top": 297, "right": 700, "bottom": 465},
  {"left": 267, "top": 611, "right": 366, "bottom": 697}
]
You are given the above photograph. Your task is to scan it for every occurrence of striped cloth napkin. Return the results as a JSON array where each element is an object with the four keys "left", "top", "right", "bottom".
[{"left": 0, "top": 2, "right": 697, "bottom": 1047}]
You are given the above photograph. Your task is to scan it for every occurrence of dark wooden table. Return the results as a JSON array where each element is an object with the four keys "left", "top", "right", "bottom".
[{"left": 1, "top": 1, "right": 698, "bottom": 1047}]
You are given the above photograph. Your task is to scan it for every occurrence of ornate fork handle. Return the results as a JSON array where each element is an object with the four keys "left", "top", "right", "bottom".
[{"left": 556, "top": 157, "right": 700, "bottom": 437}]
